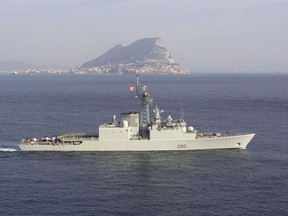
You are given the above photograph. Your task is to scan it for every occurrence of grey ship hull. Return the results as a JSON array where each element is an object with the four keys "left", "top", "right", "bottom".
[
  {"left": 19, "top": 75, "right": 255, "bottom": 152},
  {"left": 19, "top": 133, "right": 255, "bottom": 152}
]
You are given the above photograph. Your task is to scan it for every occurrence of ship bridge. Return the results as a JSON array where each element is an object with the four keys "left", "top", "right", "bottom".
[{"left": 99, "top": 112, "right": 140, "bottom": 141}]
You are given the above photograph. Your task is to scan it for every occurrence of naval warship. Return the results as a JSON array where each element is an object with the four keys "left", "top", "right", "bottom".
[{"left": 19, "top": 75, "right": 255, "bottom": 151}]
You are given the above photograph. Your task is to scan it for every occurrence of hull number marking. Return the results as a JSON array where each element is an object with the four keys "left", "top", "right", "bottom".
[{"left": 177, "top": 144, "right": 187, "bottom": 149}]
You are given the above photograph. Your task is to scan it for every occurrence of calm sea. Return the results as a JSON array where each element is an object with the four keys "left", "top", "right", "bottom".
[{"left": 0, "top": 74, "right": 287, "bottom": 216}]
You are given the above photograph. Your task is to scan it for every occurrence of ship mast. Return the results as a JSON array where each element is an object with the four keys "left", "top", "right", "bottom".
[{"left": 135, "top": 74, "right": 153, "bottom": 127}]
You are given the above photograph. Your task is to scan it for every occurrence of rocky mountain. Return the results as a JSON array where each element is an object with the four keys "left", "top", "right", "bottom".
[{"left": 81, "top": 37, "right": 186, "bottom": 74}]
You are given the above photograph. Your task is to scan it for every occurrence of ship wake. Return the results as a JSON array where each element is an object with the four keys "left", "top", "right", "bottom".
[{"left": 0, "top": 147, "right": 18, "bottom": 152}]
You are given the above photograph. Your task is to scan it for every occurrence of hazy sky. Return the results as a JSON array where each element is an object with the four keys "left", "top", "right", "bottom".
[{"left": 1, "top": 0, "right": 287, "bottom": 72}]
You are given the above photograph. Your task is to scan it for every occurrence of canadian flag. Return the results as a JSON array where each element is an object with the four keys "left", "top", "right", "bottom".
[{"left": 129, "top": 86, "right": 136, "bottom": 91}]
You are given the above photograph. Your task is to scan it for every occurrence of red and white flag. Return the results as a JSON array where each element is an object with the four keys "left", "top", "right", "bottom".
[{"left": 129, "top": 86, "right": 136, "bottom": 91}]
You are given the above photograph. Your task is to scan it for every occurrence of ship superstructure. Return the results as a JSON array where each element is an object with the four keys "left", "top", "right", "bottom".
[{"left": 19, "top": 76, "right": 255, "bottom": 152}]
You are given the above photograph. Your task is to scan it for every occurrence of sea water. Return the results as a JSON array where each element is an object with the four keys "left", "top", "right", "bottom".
[{"left": 0, "top": 74, "right": 287, "bottom": 216}]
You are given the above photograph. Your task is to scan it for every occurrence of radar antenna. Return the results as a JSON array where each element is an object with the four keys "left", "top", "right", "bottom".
[
  {"left": 135, "top": 74, "right": 153, "bottom": 127},
  {"left": 153, "top": 105, "right": 164, "bottom": 126},
  {"left": 180, "top": 103, "right": 185, "bottom": 121}
]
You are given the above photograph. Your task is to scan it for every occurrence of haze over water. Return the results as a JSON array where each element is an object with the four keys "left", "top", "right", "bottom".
[
  {"left": 0, "top": 74, "right": 287, "bottom": 215},
  {"left": 1, "top": 0, "right": 288, "bottom": 72}
]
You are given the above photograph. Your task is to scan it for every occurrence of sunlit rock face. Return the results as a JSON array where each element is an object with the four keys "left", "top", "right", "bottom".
[{"left": 81, "top": 38, "right": 187, "bottom": 74}]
